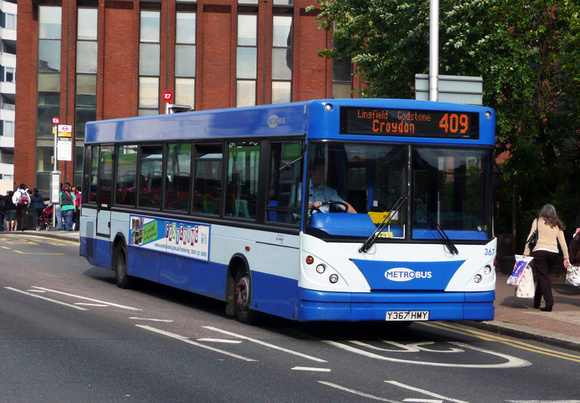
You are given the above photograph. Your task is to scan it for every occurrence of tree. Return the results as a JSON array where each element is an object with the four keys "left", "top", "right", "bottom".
[{"left": 311, "top": 0, "right": 580, "bottom": 244}]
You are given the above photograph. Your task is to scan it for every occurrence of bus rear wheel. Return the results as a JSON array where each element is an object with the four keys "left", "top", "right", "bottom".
[
  {"left": 114, "top": 242, "right": 132, "bottom": 289},
  {"left": 234, "top": 269, "right": 256, "bottom": 324}
]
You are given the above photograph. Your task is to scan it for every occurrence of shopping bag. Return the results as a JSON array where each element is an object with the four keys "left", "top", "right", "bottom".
[
  {"left": 515, "top": 266, "right": 535, "bottom": 298},
  {"left": 566, "top": 266, "right": 580, "bottom": 287},
  {"left": 507, "top": 255, "right": 534, "bottom": 286}
]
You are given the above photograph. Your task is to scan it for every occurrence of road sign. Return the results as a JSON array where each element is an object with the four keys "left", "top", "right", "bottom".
[
  {"left": 57, "top": 124, "right": 73, "bottom": 161},
  {"left": 52, "top": 116, "right": 60, "bottom": 125},
  {"left": 162, "top": 91, "right": 173, "bottom": 102}
]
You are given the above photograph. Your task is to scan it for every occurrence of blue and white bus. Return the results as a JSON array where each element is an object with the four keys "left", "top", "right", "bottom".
[{"left": 80, "top": 99, "right": 496, "bottom": 324}]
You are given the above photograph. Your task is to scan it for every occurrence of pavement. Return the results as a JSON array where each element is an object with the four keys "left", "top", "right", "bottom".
[{"left": 4, "top": 229, "right": 580, "bottom": 351}]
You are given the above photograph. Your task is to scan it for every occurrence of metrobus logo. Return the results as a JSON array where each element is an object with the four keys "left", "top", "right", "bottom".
[
  {"left": 385, "top": 267, "right": 432, "bottom": 282},
  {"left": 267, "top": 114, "right": 286, "bottom": 128}
]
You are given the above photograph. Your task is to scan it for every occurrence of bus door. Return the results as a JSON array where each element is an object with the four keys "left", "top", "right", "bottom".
[{"left": 96, "top": 145, "right": 114, "bottom": 238}]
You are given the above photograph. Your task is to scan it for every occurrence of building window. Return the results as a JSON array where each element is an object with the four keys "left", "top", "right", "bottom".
[
  {"left": 2, "top": 120, "right": 14, "bottom": 137},
  {"left": 332, "top": 58, "right": 352, "bottom": 98},
  {"left": 236, "top": 14, "right": 257, "bottom": 107},
  {"left": 5, "top": 67, "right": 14, "bottom": 83},
  {"left": 272, "top": 15, "right": 292, "bottom": 104},
  {"left": 36, "top": 6, "right": 62, "bottom": 194},
  {"left": 3, "top": 13, "right": 16, "bottom": 30},
  {"left": 175, "top": 11, "right": 196, "bottom": 110},
  {"left": 139, "top": 9, "right": 161, "bottom": 116},
  {"left": 75, "top": 7, "right": 98, "bottom": 186}
]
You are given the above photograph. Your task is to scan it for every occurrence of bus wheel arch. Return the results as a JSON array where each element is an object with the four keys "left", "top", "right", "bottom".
[
  {"left": 112, "top": 234, "right": 132, "bottom": 289},
  {"left": 226, "top": 255, "right": 256, "bottom": 324}
]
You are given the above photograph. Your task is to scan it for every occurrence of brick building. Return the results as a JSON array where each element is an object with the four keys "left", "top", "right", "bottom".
[{"left": 16, "top": 0, "right": 353, "bottom": 195}]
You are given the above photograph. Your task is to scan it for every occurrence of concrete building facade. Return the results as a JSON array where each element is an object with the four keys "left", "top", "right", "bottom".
[
  {"left": 0, "top": 0, "right": 16, "bottom": 189},
  {"left": 15, "top": 0, "right": 353, "bottom": 195}
]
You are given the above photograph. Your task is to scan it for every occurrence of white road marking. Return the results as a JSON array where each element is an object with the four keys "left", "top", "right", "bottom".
[
  {"left": 324, "top": 340, "right": 531, "bottom": 368},
  {"left": 203, "top": 325, "right": 327, "bottom": 363},
  {"left": 318, "top": 381, "right": 399, "bottom": 402},
  {"left": 387, "top": 381, "right": 468, "bottom": 403},
  {"left": 128, "top": 317, "right": 174, "bottom": 322},
  {"left": 5, "top": 287, "right": 88, "bottom": 311},
  {"left": 197, "top": 338, "right": 242, "bottom": 344},
  {"left": 136, "top": 325, "right": 256, "bottom": 362},
  {"left": 31, "top": 286, "right": 141, "bottom": 311},
  {"left": 291, "top": 366, "right": 331, "bottom": 372},
  {"left": 75, "top": 303, "right": 109, "bottom": 307},
  {"left": 402, "top": 399, "right": 442, "bottom": 403}
]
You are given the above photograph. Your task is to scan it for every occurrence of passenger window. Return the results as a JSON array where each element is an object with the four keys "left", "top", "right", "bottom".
[
  {"left": 267, "top": 141, "right": 303, "bottom": 224},
  {"left": 116, "top": 145, "right": 138, "bottom": 206},
  {"left": 225, "top": 141, "right": 260, "bottom": 219},
  {"left": 138, "top": 144, "right": 163, "bottom": 209},
  {"left": 165, "top": 142, "right": 191, "bottom": 211},
  {"left": 193, "top": 144, "right": 222, "bottom": 215},
  {"left": 98, "top": 145, "right": 114, "bottom": 207}
]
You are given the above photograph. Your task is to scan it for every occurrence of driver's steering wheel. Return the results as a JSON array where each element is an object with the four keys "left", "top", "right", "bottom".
[{"left": 309, "top": 200, "right": 349, "bottom": 214}]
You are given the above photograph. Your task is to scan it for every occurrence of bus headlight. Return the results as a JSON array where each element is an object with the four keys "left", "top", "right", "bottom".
[
  {"left": 474, "top": 274, "right": 482, "bottom": 283},
  {"left": 329, "top": 274, "right": 339, "bottom": 283},
  {"left": 483, "top": 265, "right": 492, "bottom": 275},
  {"left": 316, "top": 264, "right": 326, "bottom": 274}
]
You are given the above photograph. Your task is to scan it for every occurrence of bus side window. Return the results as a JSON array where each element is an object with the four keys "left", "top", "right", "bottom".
[
  {"left": 115, "top": 144, "right": 138, "bottom": 207},
  {"left": 193, "top": 144, "right": 223, "bottom": 216},
  {"left": 225, "top": 141, "right": 260, "bottom": 220},
  {"left": 165, "top": 142, "right": 191, "bottom": 211},
  {"left": 267, "top": 141, "right": 303, "bottom": 224},
  {"left": 138, "top": 144, "right": 163, "bottom": 209}
]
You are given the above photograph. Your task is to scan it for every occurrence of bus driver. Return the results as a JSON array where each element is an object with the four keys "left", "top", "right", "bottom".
[{"left": 299, "top": 159, "right": 357, "bottom": 213}]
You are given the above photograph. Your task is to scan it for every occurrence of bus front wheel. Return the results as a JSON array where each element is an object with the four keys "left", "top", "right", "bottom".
[
  {"left": 114, "top": 243, "right": 132, "bottom": 289},
  {"left": 234, "top": 269, "right": 256, "bottom": 324}
]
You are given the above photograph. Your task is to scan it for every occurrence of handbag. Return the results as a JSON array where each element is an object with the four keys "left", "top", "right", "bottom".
[
  {"left": 526, "top": 218, "right": 539, "bottom": 250},
  {"left": 515, "top": 266, "right": 535, "bottom": 298},
  {"left": 566, "top": 266, "right": 580, "bottom": 287},
  {"left": 507, "top": 255, "right": 534, "bottom": 286}
]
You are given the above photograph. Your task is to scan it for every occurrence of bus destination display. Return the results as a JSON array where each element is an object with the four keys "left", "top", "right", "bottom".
[{"left": 340, "top": 107, "right": 479, "bottom": 139}]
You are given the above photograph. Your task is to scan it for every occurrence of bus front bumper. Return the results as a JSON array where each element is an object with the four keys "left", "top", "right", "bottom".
[{"left": 297, "top": 288, "right": 495, "bottom": 322}]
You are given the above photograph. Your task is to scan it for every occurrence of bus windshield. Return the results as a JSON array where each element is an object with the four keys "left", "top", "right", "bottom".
[{"left": 304, "top": 142, "right": 492, "bottom": 241}]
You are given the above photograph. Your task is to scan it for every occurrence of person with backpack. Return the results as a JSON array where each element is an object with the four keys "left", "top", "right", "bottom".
[{"left": 12, "top": 183, "right": 30, "bottom": 231}]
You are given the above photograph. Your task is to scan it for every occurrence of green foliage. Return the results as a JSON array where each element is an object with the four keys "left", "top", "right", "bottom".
[{"left": 311, "top": 0, "right": 580, "bottom": 249}]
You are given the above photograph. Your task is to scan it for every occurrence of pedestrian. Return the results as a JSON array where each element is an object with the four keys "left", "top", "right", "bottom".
[
  {"left": 12, "top": 183, "right": 30, "bottom": 231},
  {"left": 0, "top": 192, "right": 5, "bottom": 231},
  {"left": 55, "top": 183, "right": 63, "bottom": 230},
  {"left": 3, "top": 190, "right": 17, "bottom": 231},
  {"left": 568, "top": 226, "right": 580, "bottom": 266},
  {"left": 30, "top": 188, "right": 45, "bottom": 230},
  {"left": 60, "top": 182, "right": 76, "bottom": 231},
  {"left": 523, "top": 204, "right": 570, "bottom": 312},
  {"left": 72, "top": 184, "right": 81, "bottom": 231}
]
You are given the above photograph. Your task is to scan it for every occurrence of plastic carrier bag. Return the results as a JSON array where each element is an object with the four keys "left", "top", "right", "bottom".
[
  {"left": 566, "top": 266, "right": 580, "bottom": 287},
  {"left": 515, "top": 266, "right": 534, "bottom": 298},
  {"left": 507, "top": 255, "right": 534, "bottom": 287}
]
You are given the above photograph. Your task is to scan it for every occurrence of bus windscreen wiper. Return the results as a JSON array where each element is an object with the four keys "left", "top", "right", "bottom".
[
  {"left": 359, "top": 196, "right": 407, "bottom": 253},
  {"left": 415, "top": 200, "right": 459, "bottom": 255}
]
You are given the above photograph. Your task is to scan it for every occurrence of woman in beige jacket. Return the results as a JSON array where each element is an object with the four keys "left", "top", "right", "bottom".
[{"left": 524, "top": 204, "right": 570, "bottom": 311}]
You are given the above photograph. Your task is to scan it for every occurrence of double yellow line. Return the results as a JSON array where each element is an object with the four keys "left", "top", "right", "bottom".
[{"left": 421, "top": 321, "right": 580, "bottom": 363}]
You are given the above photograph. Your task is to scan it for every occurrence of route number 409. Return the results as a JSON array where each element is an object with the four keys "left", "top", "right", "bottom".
[
  {"left": 439, "top": 113, "right": 469, "bottom": 134},
  {"left": 484, "top": 248, "right": 495, "bottom": 256}
]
